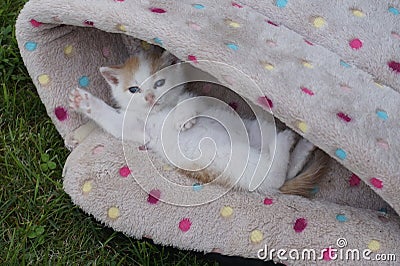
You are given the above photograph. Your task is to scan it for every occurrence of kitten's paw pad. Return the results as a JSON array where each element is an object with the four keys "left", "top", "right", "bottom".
[
  {"left": 182, "top": 118, "right": 197, "bottom": 131},
  {"left": 174, "top": 114, "right": 197, "bottom": 131},
  {"left": 68, "top": 88, "right": 92, "bottom": 114}
]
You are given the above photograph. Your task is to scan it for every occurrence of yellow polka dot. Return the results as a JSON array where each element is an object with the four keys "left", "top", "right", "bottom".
[
  {"left": 117, "top": 24, "right": 126, "bottom": 32},
  {"left": 298, "top": 121, "right": 308, "bottom": 133},
  {"left": 38, "top": 74, "right": 50, "bottom": 86},
  {"left": 162, "top": 164, "right": 173, "bottom": 171},
  {"left": 263, "top": 63, "right": 274, "bottom": 71},
  {"left": 225, "top": 19, "right": 241, "bottom": 28},
  {"left": 82, "top": 180, "right": 92, "bottom": 193},
  {"left": 250, "top": 229, "right": 263, "bottom": 244},
  {"left": 352, "top": 9, "right": 365, "bottom": 17},
  {"left": 108, "top": 207, "right": 120, "bottom": 219},
  {"left": 230, "top": 21, "right": 241, "bottom": 28},
  {"left": 141, "top": 41, "right": 151, "bottom": 50},
  {"left": 302, "top": 61, "right": 314, "bottom": 69},
  {"left": 368, "top": 240, "right": 380, "bottom": 252},
  {"left": 64, "top": 45, "right": 73, "bottom": 56},
  {"left": 312, "top": 17, "right": 326, "bottom": 28},
  {"left": 220, "top": 206, "right": 233, "bottom": 218}
]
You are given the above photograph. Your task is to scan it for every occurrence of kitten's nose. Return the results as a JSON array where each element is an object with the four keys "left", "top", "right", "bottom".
[{"left": 145, "top": 92, "right": 155, "bottom": 104}]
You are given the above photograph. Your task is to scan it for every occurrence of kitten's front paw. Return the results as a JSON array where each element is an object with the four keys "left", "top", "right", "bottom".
[
  {"left": 174, "top": 112, "right": 197, "bottom": 131},
  {"left": 68, "top": 88, "right": 92, "bottom": 114}
]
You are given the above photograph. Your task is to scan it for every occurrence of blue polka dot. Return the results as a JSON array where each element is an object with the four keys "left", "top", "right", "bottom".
[
  {"left": 379, "top": 207, "right": 388, "bottom": 214},
  {"left": 276, "top": 0, "right": 288, "bottom": 8},
  {"left": 193, "top": 4, "right": 205, "bottom": 9},
  {"left": 25, "top": 41, "right": 37, "bottom": 51},
  {"left": 226, "top": 43, "right": 239, "bottom": 51},
  {"left": 388, "top": 7, "right": 399, "bottom": 15},
  {"left": 336, "top": 214, "right": 348, "bottom": 222},
  {"left": 376, "top": 110, "right": 388, "bottom": 121},
  {"left": 340, "top": 60, "right": 351, "bottom": 68},
  {"left": 335, "top": 148, "right": 347, "bottom": 160},
  {"left": 192, "top": 183, "right": 203, "bottom": 191},
  {"left": 79, "top": 76, "right": 90, "bottom": 87},
  {"left": 311, "top": 186, "right": 319, "bottom": 194},
  {"left": 153, "top": 37, "right": 163, "bottom": 46}
]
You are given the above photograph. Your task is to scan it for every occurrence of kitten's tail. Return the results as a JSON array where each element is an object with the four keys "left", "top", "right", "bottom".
[{"left": 279, "top": 149, "right": 329, "bottom": 198}]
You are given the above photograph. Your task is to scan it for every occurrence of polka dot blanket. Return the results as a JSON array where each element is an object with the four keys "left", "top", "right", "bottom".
[{"left": 16, "top": 0, "right": 400, "bottom": 264}]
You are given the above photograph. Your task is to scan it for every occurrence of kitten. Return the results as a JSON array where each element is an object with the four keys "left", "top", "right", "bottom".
[{"left": 69, "top": 50, "right": 328, "bottom": 197}]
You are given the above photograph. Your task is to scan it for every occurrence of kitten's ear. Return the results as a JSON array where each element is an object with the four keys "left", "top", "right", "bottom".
[
  {"left": 100, "top": 67, "right": 121, "bottom": 86},
  {"left": 160, "top": 50, "right": 179, "bottom": 66}
]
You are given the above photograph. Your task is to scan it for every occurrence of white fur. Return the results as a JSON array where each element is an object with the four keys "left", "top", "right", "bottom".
[{"left": 69, "top": 51, "right": 314, "bottom": 194}]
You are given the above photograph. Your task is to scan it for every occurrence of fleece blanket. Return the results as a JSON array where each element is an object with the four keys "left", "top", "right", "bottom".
[{"left": 16, "top": 0, "right": 400, "bottom": 264}]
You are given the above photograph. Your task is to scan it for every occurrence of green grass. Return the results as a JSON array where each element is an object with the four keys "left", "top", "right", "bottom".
[{"left": 0, "top": 1, "right": 216, "bottom": 265}]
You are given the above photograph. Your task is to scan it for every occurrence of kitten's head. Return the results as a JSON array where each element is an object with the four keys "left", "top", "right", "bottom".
[{"left": 100, "top": 50, "right": 181, "bottom": 113}]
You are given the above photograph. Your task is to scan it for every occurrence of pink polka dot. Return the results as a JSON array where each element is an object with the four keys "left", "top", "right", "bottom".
[
  {"left": 188, "top": 55, "right": 198, "bottom": 63},
  {"left": 229, "top": 102, "right": 238, "bottom": 110},
  {"left": 92, "top": 145, "right": 104, "bottom": 154},
  {"left": 83, "top": 20, "right": 94, "bottom": 26},
  {"left": 147, "top": 189, "right": 161, "bottom": 204},
  {"left": 263, "top": 198, "right": 273, "bottom": 205},
  {"left": 388, "top": 61, "right": 400, "bottom": 73},
  {"left": 202, "top": 84, "right": 212, "bottom": 93},
  {"left": 377, "top": 139, "right": 389, "bottom": 150},
  {"left": 265, "top": 40, "right": 276, "bottom": 47},
  {"left": 114, "top": 0, "right": 124, "bottom": 1},
  {"left": 322, "top": 247, "right": 335, "bottom": 261},
  {"left": 138, "top": 144, "right": 148, "bottom": 151},
  {"left": 340, "top": 84, "right": 351, "bottom": 91},
  {"left": 102, "top": 47, "right": 111, "bottom": 58},
  {"left": 257, "top": 96, "right": 273, "bottom": 109},
  {"left": 349, "top": 174, "right": 361, "bottom": 187},
  {"left": 349, "top": 38, "right": 363, "bottom": 50},
  {"left": 337, "top": 112, "right": 352, "bottom": 122},
  {"left": 304, "top": 39, "right": 314, "bottom": 46},
  {"left": 119, "top": 166, "right": 131, "bottom": 177},
  {"left": 179, "top": 218, "right": 192, "bottom": 232},
  {"left": 188, "top": 22, "right": 202, "bottom": 31},
  {"left": 301, "top": 87, "right": 314, "bottom": 96},
  {"left": 150, "top": 7, "right": 166, "bottom": 13},
  {"left": 54, "top": 107, "right": 68, "bottom": 121},
  {"left": 30, "top": 19, "right": 42, "bottom": 27},
  {"left": 370, "top": 178, "right": 383, "bottom": 189},
  {"left": 84, "top": 20, "right": 94, "bottom": 27},
  {"left": 231, "top": 2, "right": 243, "bottom": 8},
  {"left": 391, "top": 32, "right": 400, "bottom": 39},
  {"left": 266, "top": 20, "right": 279, "bottom": 27},
  {"left": 293, "top": 218, "right": 307, "bottom": 233}
]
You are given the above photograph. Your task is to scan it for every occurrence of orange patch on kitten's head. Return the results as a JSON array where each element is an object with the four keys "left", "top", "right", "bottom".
[
  {"left": 100, "top": 49, "right": 177, "bottom": 92},
  {"left": 119, "top": 57, "right": 140, "bottom": 91}
]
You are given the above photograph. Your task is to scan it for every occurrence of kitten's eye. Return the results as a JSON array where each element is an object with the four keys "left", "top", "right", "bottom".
[
  {"left": 128, "top": 86, "right": 141, "bottom": 94},
  {"left": 153, "top": 79, "right": 166, "bottom": 89}
]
